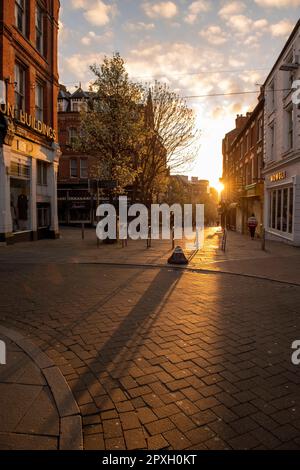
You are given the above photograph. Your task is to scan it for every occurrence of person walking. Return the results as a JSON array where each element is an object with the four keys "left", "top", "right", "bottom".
[{"left": 248, "top": 213, "right": 258, "bottom": 240}]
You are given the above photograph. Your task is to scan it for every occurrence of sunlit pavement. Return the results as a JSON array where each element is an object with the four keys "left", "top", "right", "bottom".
[{"left": 1, "top": 253, "right": 300, "bottom": 449}]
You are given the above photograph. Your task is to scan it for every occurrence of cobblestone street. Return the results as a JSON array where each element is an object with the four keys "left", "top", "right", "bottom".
[{"left": 1, "top": 232, "right": 300, "bottom": 449}]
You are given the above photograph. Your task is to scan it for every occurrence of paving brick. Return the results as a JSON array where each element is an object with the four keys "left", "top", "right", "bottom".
[
  {"left": 124, "top": 429, "right": 147, "bottom": 450},
  {"left": 103, "top": 419, "right": 123, "bottom": 439},
  {"left": 119, "top": 412, "right": 140, "bottom": 430},
  {"left": 146, "top": 418, "right": 175, "bottom": 435},
  {"left": 163, "top": 429, "right": 191, "bottom": 450},
  {"left": 147, "top": 434, "right": 169, "bottom": 450}
]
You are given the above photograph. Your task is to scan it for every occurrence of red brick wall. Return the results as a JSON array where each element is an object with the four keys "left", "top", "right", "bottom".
[{"left": 0, "top": 0, "right": 60, "bottom": 142}]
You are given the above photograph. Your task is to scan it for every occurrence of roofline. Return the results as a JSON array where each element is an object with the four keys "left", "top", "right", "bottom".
[{"left": 263, "top": 18, "right": 300, "bottom": 85}]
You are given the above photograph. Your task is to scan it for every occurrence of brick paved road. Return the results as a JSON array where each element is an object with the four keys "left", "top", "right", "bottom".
[{"left": 0, "top": 264, "right": 300, "bottom": 450}]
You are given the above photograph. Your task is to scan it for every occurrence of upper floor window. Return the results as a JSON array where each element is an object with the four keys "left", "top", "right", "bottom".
[
  {"left": 15, "top": 0, "right": 26, "bottom": 35},
  {"left": 36, "top": 4, "right": 44, "bottom": 55},
  {"left": 80, "top": 159, "right": 88, "bottom": 179},
  {"left": 14, "top": 63, "right": 26, "bottom": 111},
  {"left": 70, "top": 159, "right": 78, "bottom": 178},
  {"left": 71, "top": 99, "right": 87, "bottom": 112},
  {"left": 69, "top": 127, "right": 77, "bottom": 146},
  {"left": 258, "top": 118, "right": 263, "bottom": 142},
  {"left": 35, "top": 82, "right": 44, "bottom": 121},
  {"left": 269, "top": 79, "right": 275, "bottom": 111},
  {"left": 287, "top": 107, "right": 294, "bottom": 150}
]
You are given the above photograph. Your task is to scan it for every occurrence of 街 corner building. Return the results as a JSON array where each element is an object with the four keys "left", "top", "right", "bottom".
[{"left": 0, "top": 0, "right": 60, "bottom": 244}]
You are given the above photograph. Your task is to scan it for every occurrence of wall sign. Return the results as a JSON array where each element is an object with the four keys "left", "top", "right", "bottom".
[{"left": 270, "top": 171, "right": 287, "bottom": 183}]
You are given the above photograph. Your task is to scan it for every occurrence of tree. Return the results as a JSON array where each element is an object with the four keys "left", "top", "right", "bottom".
[
  {"left": 135, "top": 82, "right": 200, "bottom": 205},
  {"left": 76, "top": 53, "right": 144, "bottom": 193}
]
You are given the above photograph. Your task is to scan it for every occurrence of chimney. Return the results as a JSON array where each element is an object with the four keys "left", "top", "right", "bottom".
[{"left": 235, "top": 114, "right": 247, "bottom": 129}]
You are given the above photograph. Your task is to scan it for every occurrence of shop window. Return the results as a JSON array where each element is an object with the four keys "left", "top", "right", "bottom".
[
  {"left": 36, "top": 4, "right": 44, "bottom": 55},
  {"left": 269, "top": 188, "right": 294, "bottom": 235},
  {"left": 14, "top": 62, "right": 26, "bottom": 112},
  {"left": 289, "top": 188, "right": 294, "bottom": 234},
  {"left": 37, "top": 161, "right": 48, "bottom": 186},
  {"left": 15, "top": 0, "right": 27, "bottom": 36},
  {"left": 80, "top": 159, "right": 88, "bottom": 179},
  {"left": 70, "top": 159, "right": 78, "bottom": 178},
  {"left": 35, "top": 82, "right": 44, "bottom": 121},
  {"left": 10, "top": 177, "right": 30, "bottom": 233}
]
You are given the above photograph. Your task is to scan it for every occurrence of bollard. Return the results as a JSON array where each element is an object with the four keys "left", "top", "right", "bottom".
[
  {"left": 147, "top": 225, "right": 152, "bottom": 249},
  {"left": 261, "top": 227, "right": 266, "bottom": 251},
  {"left": 172, "top": 226, "right": 175, "bottom": 250},
  {"left": 81, "top": 223, "right": 85, "bottom": 240}
]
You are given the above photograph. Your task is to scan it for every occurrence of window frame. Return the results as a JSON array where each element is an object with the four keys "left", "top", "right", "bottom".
[
  {"left": 35, "top": 3, "right": 44, "bottom": 55},
  {"left": 15, "top": 0, "right": 26, "bottom": 36},
  {"left": 80, "top": 159, "right": 88, "bottom": 179},
  {"left": 35, "top": 81, "right": 44, "bottom": 122},
  {"left": 70, "top": 158, "right": 78, "bottom": 178},
  {"left": 37, "top": 160, "right": 48, "bottom": 186},
  {"left": 14, "top": 62, "right": 26, "bottom": 112}
]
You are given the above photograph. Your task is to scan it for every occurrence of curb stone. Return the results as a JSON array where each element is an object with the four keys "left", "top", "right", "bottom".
[{"left": 0, "top": 324, "right": 83, "bottom": 450}]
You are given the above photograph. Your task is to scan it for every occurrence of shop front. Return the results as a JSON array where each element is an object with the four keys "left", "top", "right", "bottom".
[
  {"left": 0, "top": 124, "right": 60, "bottom": 244},
  {"left": 264, "top": 164, "right": 300, "bottom": 246}
]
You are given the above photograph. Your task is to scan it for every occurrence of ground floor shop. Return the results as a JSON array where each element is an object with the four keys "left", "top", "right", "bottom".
[
  {"left": 0, "top": 136, "right": 59, "bottom": 244},
  {"left": 264, "top": 160, "right": 300, "bottom": 246}
]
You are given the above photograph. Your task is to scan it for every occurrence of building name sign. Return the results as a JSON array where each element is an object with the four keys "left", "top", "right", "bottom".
[
  {"left": 270, "top": 171, "right": 287, "bottom": 183},
  {"left": 0, "top": 102, "right": 56, "bottom": 141}
]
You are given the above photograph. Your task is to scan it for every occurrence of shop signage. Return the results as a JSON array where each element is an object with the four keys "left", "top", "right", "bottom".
[
  {"left": 0, "top": 102, "right": 56, "bottom": 141},
  {"left": 270, "top": 171, "right": 287, "bottom": 183}
]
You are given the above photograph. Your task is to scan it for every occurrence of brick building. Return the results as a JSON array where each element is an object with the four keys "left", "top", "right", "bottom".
[
  {"left": 0, "top": 0, "right": 60, "bottom": 243},
  {"left": 221, "top": 96, "right": 264, "bottom": 234},
  {"left": 57, "top": 86, "right": 97, "bottom": 225}
]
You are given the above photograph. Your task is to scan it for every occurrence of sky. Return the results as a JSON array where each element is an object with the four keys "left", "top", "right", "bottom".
[{"left": 59, "top": 0, "right": 300, "bottom": 189}]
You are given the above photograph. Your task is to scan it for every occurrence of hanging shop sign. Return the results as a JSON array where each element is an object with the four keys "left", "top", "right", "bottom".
[{"left": 0, "top": 102, "right": 56, "bottom": 141}]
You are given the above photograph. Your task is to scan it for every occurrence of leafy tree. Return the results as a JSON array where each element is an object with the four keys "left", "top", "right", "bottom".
[{"left": 76, "top": 53, "right": 144, "bottom": 193}]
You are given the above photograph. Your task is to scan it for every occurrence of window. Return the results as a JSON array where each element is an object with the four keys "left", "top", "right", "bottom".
[
  {"left": 269, "top": 187, "right": 294, "bottom": 235},
  {"left": 289, "top": 188, "right": 294, "bottom": 234},
  {"left": 269, "top": 79, "right": 275, "bottom": 111},
  {"left": 35, "top": 82, "right": 44, "bottom": 121},
  {"left": 14, "top": 63, "right": 26, "bottom": 111},
  {"left": 71, "top": 99, "right": 87, "bottom": 112},
  {"left": 287, "top": 107, "right": 294, "bottom": 150},
  {"left": 269, "top": 123, "right": 275, "bottom": 160},
  {"left": 258, "top": 118, "right": 263, "bottom": 142},
  {"left": 15, "top": 0, "right": 26, "bottom": 35},
  {"left": 36, "top": 4, "right": 44, "bottom": 55},
  {"left": 80, "top": 159, "right": 88, "bottom": 179},
  {"left": 37, "top": 161, "right": 47, "bottom": 186},
  {"left": 69, "top": 127, "right": 77, "bottom": 146},
  {"left": 70, "top": 159, "right": 78, "bottom": 178}
]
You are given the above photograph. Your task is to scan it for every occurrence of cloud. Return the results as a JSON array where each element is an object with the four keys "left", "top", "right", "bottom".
[
  {"left": 226, "top": 14, "right": 269, "bottom": 34},
  {"left": 199, "top": 25, "right": 228, "bottom": 45},
  {"left": 81, "top": 30, "right": 113, "bottom": 45},
  {"left": 185, "top": 1, "right": 211, "bottom": 24},
  {"left": 124, "top": 21, "right": 155, "bottom": 32},
  {"left": 255, "top": 0, "right": 300, "bottom": 7},
  {"left": 219, "top": 1, "right": 246, "bottom": 18},
  {"left": 142, "top": 1, "right": 178, "bottom": 19},
  {"left": 71, "top": 0, "right": 116, "bottom": 26},
  {"left": 270, "top": 19, "right": 294, "bottom": 36}
]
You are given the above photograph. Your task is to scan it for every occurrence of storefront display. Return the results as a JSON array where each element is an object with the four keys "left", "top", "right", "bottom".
[{"left": 10, "top": 178, "right": 30, "bottom": 233}]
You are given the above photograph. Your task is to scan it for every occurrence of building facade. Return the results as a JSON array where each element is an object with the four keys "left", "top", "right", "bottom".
[
  {"left": 263, "top": 20, "right": 300, "bottom": 246},
  {"left": 0, "top": 0, "right": 60, "bottom": 243},
  {"left": 221, "top": 98, "right": 264, "bottom": 234},
  {"left": 57, "top": 86, "right": 96, "bottom": 225}
]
